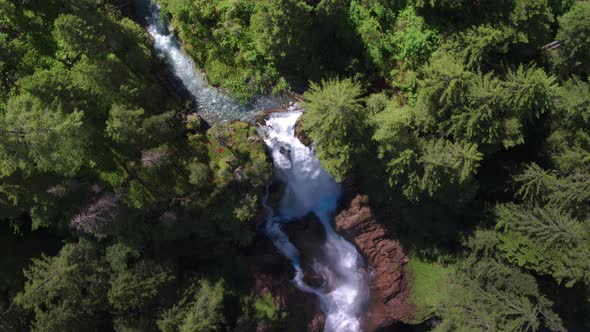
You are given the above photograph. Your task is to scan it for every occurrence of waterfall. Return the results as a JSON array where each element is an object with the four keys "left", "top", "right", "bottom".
[
  {"left": 263, "top": 110, "right": 370, "bottom": 332},
  {"left": 136, "top": 1, "right": 370, "bottom": 329},
  {"left": 135, "top": 0, "right": 282, "bottom": 123}
]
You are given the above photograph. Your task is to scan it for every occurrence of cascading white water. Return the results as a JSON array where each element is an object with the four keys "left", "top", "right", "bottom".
[
  {"left": 135, "top": 2, "right": 370, "bottom": 329},
  {"left": 263, "top": 110, "right": 370, "bottom": 332},
  {"left": 135, "top": 0, "right": 282, "bottom": 123}
]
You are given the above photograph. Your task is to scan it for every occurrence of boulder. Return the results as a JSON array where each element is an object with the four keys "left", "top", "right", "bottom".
[
  {"left": 294, "top": 117, "right": 312, "bottom": 147},
  {"left": 247, "top": 184, "right": 413, "bottom": 331},
  {"left": 244, "top": 233, "right": 325, "bottom": 332},
  {"left": 283, "top": 213, "right": 329, "bottom": 291}
]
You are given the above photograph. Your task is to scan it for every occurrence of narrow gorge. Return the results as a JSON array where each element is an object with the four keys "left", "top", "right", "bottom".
[
  {"left": 263, "top": 110, "right": 370, "bottom": 331},
  {"left": 134, "top": 1, "right": 413, "bottom": 330}
]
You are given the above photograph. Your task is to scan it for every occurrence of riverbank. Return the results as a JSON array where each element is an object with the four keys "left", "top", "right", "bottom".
[{"left": 132, "top": 2, "right": 423, "bottom": 331}]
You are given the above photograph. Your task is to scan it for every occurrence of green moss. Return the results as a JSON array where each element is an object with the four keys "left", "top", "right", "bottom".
[
  {"left": 407, "top": 257, "right": 454, "bottom": 323},
  {"left": 206, "top": 121, "right": 271, "bottom": 190}
]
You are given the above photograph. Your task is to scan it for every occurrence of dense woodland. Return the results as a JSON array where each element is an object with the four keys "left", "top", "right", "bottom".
[{"left": 0, "top": 0, "right": 589, "bottom": 331}]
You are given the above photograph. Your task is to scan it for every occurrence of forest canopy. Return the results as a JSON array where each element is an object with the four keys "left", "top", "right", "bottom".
[{"left": 1, "top": 0, "right": 590, "bottom": 331}]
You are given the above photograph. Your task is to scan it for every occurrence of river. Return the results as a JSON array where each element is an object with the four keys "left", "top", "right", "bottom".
[
  {"left": 135, "top": 0, "right": 282, "bottom": 123},
  {"left": 135, "top": 1, "right": 370, "bottom": 330}
]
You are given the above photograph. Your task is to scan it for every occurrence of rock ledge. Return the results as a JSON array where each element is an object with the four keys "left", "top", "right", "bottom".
[{"left": 334, "top": 194, "right": 415, "bottom": 331}]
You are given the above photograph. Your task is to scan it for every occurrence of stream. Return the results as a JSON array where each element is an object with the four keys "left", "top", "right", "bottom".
[
  {"left": 135, "top": 1, "right": 370, "bottom": 330},
  {"left": 136, "top": 0, "right": 282, "bottom": 123}
]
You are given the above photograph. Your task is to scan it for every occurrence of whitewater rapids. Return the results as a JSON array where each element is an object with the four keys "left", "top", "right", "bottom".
[
  {"left": 263, "top": 110, "right": 370, "bottom": 332},
  {"left": 136, "top": 1, "right": 370, "bottom": 329}
]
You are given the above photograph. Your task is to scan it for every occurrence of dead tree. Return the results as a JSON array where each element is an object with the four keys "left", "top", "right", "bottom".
[
  {"left": 71, "top": 193, "right": 121, "bottom": 234},
  {"left": 141, "top": 148, "right": 169, "bottom": 169}
]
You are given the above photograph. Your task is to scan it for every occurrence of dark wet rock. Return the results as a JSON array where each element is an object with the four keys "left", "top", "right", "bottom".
[
  {"left": 303, "top": 270, "right": 324, "bottom": 289},
  {"left": 283, "top": 214, "right": 327, "bottom": 290},
  {"left": 294, "top": 117, "right": 312, "bottom": 147},
  {"left": 266, "top": 181, "right": 285, "bottom": 213},
  {"left": 243, "top": 234, "right": 325, "bottom": 332},
  {"left": 283, "top": 214, "right": 326, "bottom": 268}
]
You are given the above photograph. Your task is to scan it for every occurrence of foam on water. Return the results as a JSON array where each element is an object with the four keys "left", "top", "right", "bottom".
[
  {"left": 263, "top": 110, "right": 370, "bottom": 332},
  {"left": 135, "top": 1, "right": 370, "bottom": 328}
]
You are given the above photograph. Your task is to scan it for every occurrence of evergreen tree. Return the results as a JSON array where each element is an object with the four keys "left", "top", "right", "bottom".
[
  {"left": 14, "top": 241, "right": 108, "bottom": 332},
  {"left": 301, "top": 78, "right": 368, "bottom": 181},
  {"left": 494, "top": 203, "right": 590, "bottom": 286},
  {"left": 157, "top": 279, "right": 226, "bottom": 332},
  {"left": 555, "top": 1, "right": 590, "bottom": 75},
  {"left": 439, "top": 259, "right": 565, "bottom": 332},
  {"left": 108, "top": 262, "right": 174, "bottom": 312}
]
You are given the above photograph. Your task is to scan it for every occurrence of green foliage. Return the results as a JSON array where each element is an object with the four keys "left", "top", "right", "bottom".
[
  {"left": 373, "top": 103, "right": 483, "bottom": 201},
  {"left": 408, "top": 257, "right": 453, "bottom": 323},
  {"left": 301, "top": 78, "right": 367, "bottom": 181},
  {"left": 53, "top": 13, "right": 103, "bottom": 62},
  {"left": 509, "top": 0, "right": 554, "bottom": 47},
  {"left": 0, "top": 0, "right": 179, "bottom": 230},
  {"left": 158, "top": 0, "right": 436, "bottom": 100},
  {"left": 106, "top": 104, "right": 145, "bottom": 144},
  {"left": 15, "top": 241, "right": 108, "bottom": 332},
  {"left": 548, "top": 0, "right": 576, "bottom": 16},
  {"left": 348, "top": 0, "right": 394, "bottom": 69},
  {"left": 349, "top": 0, "right": 434, "bottom": 76},
  {"left": 438, "top": 259, "right": 565, "bottom": 332},
  {"left": 187, "top": 160, "right": 211, "bottom": 188},
  {"left": 233, "top": 193, "right": 259, "bottom": 223},
  {"left": 105, "top": 242, "right": 140, "bottom": 272},
  {"left": 3, "top": 0, "right": 590, "bottom": 330},
  {"left": 1, "top": 83, "right": 88, "bottom": 177},
  {"left": 555, "top": 1, "right": 590, "bottom": 75},
  {"left": 13, "top": 239, "right": 180, "bottom": 331},
  {"left": 236, "top": 292, "right": 287, "bottom": 330},
  {"left": 515, "top": 163, "right": 590, "bottom": 216},
  {"left": 185, "top": 114, "right": 202, "bottom": 131},
  {"left": 494, "top": 203, "right": 590, "bottom": 286},
  {"left": 547, "top": 78, "right": 590, "bottom": 173},
  {"left": 415, "top": 54, "right": 555, "bottom": 152},
  {"left": 108, "top": 262, "right": 174, "bottom": 312},
  {"left": 504, "top": 64, "right": 557, "bottom": 121},
  {"left": 157, "top": 279, "right": 226, "bottom": 332},
  {"left": 206, "top": 121, "right": 272, "bottom": 191},
  {"left": 250, "top": 0, "right": 311, "bottom": 65},
  {"left": 0, "top": 2, "right": 277, "bottom": 329},
  {"left": 158, "top": 0, "right": 292, "bottom": 101},
  {"left": 0, "top": 223, "right": 61, "bottom": 299},
  {"left": 420, "top": 139, "right": 482, "bottom": 192},
  {"left": 252, "top": 293, "right": 284, "bottom": 324},
  {"left": 365, "top": 92, "right": 389, "bottom": 114},
  {"left": 390, "top": 6, "right": 439, "bottom": 69},
  {"left": 445, "top": 24, "right": 512, "bottom": 69}
]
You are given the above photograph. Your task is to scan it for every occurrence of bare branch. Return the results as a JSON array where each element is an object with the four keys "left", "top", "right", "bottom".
[{"left": 70, "top": 193, "right": 121, "bottom": 234}]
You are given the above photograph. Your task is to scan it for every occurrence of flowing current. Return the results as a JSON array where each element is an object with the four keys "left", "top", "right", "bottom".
[
  {"left": 263, "top": 110, "right": 370, "bottom": 332},
  {"left": 136, "top": 1, "right": 370, "bottom": 330},
  {"left": 136, "top": 0, "right": 282, "bottom": 122}
]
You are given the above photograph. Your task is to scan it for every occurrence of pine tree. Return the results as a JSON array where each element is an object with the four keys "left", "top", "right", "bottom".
[
  {"left": 556, "top": 1, "right": 590, "bottom": 75},
  {"left": 157, "top": 279, "right": 226, "bottom": 332},
  {"left": 494, "top": 203, "right": 590, "bottom": 286},
  {"left": 301, "top": 77, "right": 367, "bottom": 181}
]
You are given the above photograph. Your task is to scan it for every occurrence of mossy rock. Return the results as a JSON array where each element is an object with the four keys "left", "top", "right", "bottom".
[{"left": 206, "top": 121, "right": 272, "bottom": 190}]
